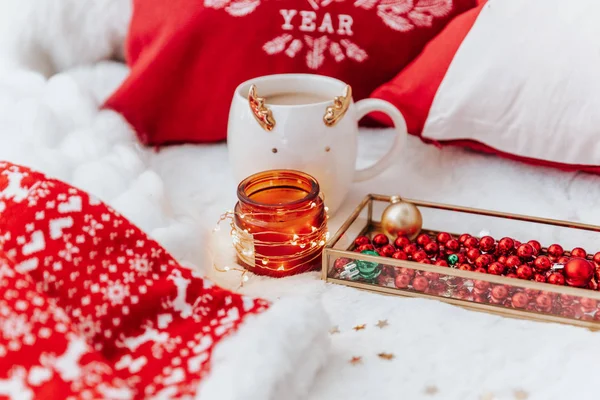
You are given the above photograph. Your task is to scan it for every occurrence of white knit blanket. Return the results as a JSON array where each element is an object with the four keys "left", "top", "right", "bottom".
[{"left": 2, "top": 2, "right": 600, "bottom": 399}]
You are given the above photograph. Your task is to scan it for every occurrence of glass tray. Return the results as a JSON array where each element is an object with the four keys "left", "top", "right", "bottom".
[{"left": 322, "top": 194, "right": 600, "bottom": 330}]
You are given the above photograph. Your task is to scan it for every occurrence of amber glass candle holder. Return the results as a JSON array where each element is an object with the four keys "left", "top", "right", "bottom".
[{"left": 233, "top": 170, "right": 328, "bottom": 278}]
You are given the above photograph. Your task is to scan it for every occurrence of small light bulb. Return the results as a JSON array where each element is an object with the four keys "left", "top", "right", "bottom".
[
  {"left": 243, "top": 275, "right": 249, "bottom": 282},
  {"left": 325, "top": 232, "right": 330, "bottom": 240},
  {"left": 310, "top": 202, "right": 316, "bottom": 208},
  {"left": 262, "top": 259, "right": 268, "bottom": 265},
  {"left": 291, "top": 241, "right": 297, "bottom": 246},
  {"left": 213, "top": 225, "right": 220, "bottom": 232},
  {"left": 299, "top": 243, "right": 306, "bottom": 249},
  {"left": 278, "top": 265, "right": 284, "bottom": 271},
  {"left": 311, "top": 241, "right": 316, "bottom": 247},
  {"left": 224, "top": 266, "right": 230, "bottom": 271},
  {"left": 319, "top": 240, "right": 325, "bottom": 246},
  {"left": 325, "top": 206, "right": 329, "bottom": 212},
  {"left": 311, "top": 226, "right": 317, "bottom": 233},
  {"left": 292, "top": 234, "right": 299, "bottom": 240},
  {"left": 240, "top": 214, "right": 245, "bottom": 219}
]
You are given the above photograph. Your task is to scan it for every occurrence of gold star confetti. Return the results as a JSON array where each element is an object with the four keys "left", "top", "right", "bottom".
[
  {"left": 480, "top": 393, "right": 495, "bottom": 400},
  {"left": 349, "top": 356, "right": 362, "bottom": 365},
  {"left": 353, "top": 324, "right": 366, "bottom": 331},
  {"left": 424, "top": 386, "right": 438, "bottom": 395},
  {"left": 377, "top": 352, "right": 395, "bottom": 360},
  {"left": 514, "top": 390, "right": 529, "bottom": 400},
  {"left": 329, "top": 326, "right": 340, "bottom": 335},
  {"left": 375, "top": 319, "right": 389, "bottom": 329}
]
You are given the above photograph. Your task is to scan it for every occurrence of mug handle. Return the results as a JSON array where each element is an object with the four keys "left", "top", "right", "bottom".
[{"left": 353, "top": 99, "right": 408, "bottom": 182}]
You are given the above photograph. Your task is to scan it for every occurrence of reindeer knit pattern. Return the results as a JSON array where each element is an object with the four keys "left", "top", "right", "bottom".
[{"left": 0, "top": 162, "right": 270, "bottom": 399}]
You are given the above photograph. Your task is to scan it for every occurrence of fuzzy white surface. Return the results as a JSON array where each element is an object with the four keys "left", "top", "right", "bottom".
[{"left": 2, "top": 2, "right": 600, "bottom": 399}]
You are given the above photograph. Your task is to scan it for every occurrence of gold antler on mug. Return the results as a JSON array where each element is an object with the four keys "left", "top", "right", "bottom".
[
  {"left": 248, "top": 85, "right": 276, "bottom": 131},
  {"left": 323, "top": 85, "right": 352, "bottom": 127}
]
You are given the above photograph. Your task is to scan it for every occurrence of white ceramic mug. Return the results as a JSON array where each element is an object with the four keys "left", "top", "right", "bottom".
[{"left": 227, "top": 73, "right": 407, "bottom": 214}]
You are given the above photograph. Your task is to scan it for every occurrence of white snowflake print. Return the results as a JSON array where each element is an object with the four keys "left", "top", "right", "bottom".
[
  {"left": 206, "top": 0, "right": 454, "bottom": 69},
  {"left": 105, "top": 280, "right": 130, "bottom": 306},
  {"left": 58, "top": 242, "right": 80, "bottom": 262},
  {"left": 1, "top": 313, "right": 32, "bottom": 340},
  {"left": 130, "top": 255, "right": 151, "bottom": 276},
  {"left": 77, "top": 314, "right": 102, "bottom": 340}
]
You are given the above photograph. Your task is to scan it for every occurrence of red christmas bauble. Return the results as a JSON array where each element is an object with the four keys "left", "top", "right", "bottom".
[
  {"left": 372, "top": 233, "right": 389, "bottom": 247},
  {"left": 423, "top": 271, "right": 439, "bottom": 281},
  {"left": 459, "top": 233, "right": 472, "bottom": 244},
  {"left": 557, "top": 256, "right": 570, "bottom": 264},
  {"left": 516, "top": 243, "right": 535, "bottom": 260},
  {"left": 416, "top": 234, "right": 431, "bottom": 247},
  {"left": 458, "top": 263, "right": 473, "bottom": 271},
  {"left": 379, "top": 244, "right": 396, "bottom": 257},
  {"left": 354, "top": 235, "right": 371, "bottom": 247},
  {"left": 356, "top": 243, "right": 374, "bottom": 252},
  {"left": 474, "top": 280, "right": 490, "bottom": 291},
  {"left": 533, "top": 255, "right": 552, "bottom": 271},
  {"left": 512, "top": 292, "right": 529, "bottom": 308},
  {"left": 394, "top": 236, "right": 411, "bottom": 249},
  {"left": 497, "top": 255, "right": 508, "bottom": 265},
  {"left": 427, "top": 280, "right": 448, "bottom": 296},
  {"left": 505, "top": 255, "right": 521, "bottom": 268},
  {"left": 580, "top": 297, "right": 598, "bottom": 313},
  {"left": 473, "top": 294, "right": 487, "bottom": 303},
  {"left": 424, "top": 241, "right": 439, "bottom": 255},
  {"left": 334, "top": 257, "right": 351, "bottom": 270},
  {"left": 434, "top": 259, "right": 448, "bottom": 267},
  {"left": 563, "top": 258, "right": 594, "bottom": 288},
  {"left": 466, "top": 248, "right": 481, "bottom": 262},
  {"left": 479, "top": 236, "right": 496, "bottom": 252},
  {"left": 403, "top": 244, "right": 418, "bottom": 256},
  {"left": 491, "top": 285, "right": 509, "bottom": 300},
  {"left": 412, "top": 250, "right": 428, "bottom": 262},
  {"left": 593, "top": 252, "right": 600, "bottom": 266},
  {"left": 455, "top": 287, "right": 471, "bottom": 300},
  {"left": 392, "top": 250, "right": 408, "bottom": 260},
  {"left": 475, "top": 255, "right": 491, "bottom": 269},
  {"left": 533, "top": 273, "right": 547, "bottom": 283},
  {"left": 436, "top": 232, "right": 451, "bottom": 245},
  {"left": 455, "top": 253, "right": 466, "bottom": 264},
  {"left": 395, "top": 274, "right": 411, "bottom": 288},
  {"left": 474, "top": 267, "right": 487, "bottom": 273},
  {"left": 570, "top": 247, "right": 587, "bottom": 259},
  {"left": 527, "top": 240, "right": 542, "bottom": 254},
  {"left": 516, "top": 264, "right": 534, "bottom": 280},
  {"left": 445, "top": 239, "right": 460, "bottom": 253},
  {"left": 412, "top": 275, "right": 429, "bottom": 292},
  {"left": 559, "top": 293, "right": 574, "bottom": 305},
  {"left": 464, "top": 236, "right": 480, "bottom": 249},
  {"left": 497, "top": 237, "right": 515, "bottom": 254},
  {"left": 535, "top": 293, "right": 553, "bottom": 312},
  {"left": 548, "top": 244, "right": 564, "bottom": 258},
  {"left": 488, "top": 262, "right": 505, "bottom": 275},
  {"left": 399, "top": 267, "right": 416, "bottom": 277},
  {"left": 547, "top": 272, "right": 565, "bottom": 285}
]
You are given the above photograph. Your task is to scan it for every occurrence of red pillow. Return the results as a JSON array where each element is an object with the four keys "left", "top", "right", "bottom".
[
  {"left": 370, "top": 0, "right": 600, "bottom": 173},
  {"left": 105, "top": 0, "right": 477, "bottom": 145}
]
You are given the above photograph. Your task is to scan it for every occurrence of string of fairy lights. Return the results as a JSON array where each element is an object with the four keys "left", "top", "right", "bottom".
[{"left": 212, "top": 200, "right": 329, "bottom": 287}]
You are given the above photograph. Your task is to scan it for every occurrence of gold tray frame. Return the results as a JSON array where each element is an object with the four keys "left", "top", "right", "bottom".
[{"left": 322, "top": 194, "right": 600, "bottom": 330}]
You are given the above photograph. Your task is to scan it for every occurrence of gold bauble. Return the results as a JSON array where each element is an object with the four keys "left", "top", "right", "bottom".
[{"left": 381, "top": 196, "right": 422, "bottom": 240}]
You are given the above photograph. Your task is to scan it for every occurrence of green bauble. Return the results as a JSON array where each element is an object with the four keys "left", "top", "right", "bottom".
[
  {"left": 447, "top": 254, "right": 459, "bottom": 267},
  {"left": 358, "top": 250, "right": 382, "bottom": 281}
]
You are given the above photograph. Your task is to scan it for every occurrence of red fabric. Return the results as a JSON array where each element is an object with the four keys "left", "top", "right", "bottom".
[
  {"left": 370, "top": 1, "right": 486, "bottom": 133},
  {"left": 0, "top": 162, "right": 269, "bottom": 399},
  {"left": 104, "top": 0, "right": 477, "bottom": 145}
]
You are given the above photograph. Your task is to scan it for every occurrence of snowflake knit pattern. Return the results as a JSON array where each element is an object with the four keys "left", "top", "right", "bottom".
[{"left": 0, "top": 162, "right": 270, "bottom": 399}]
